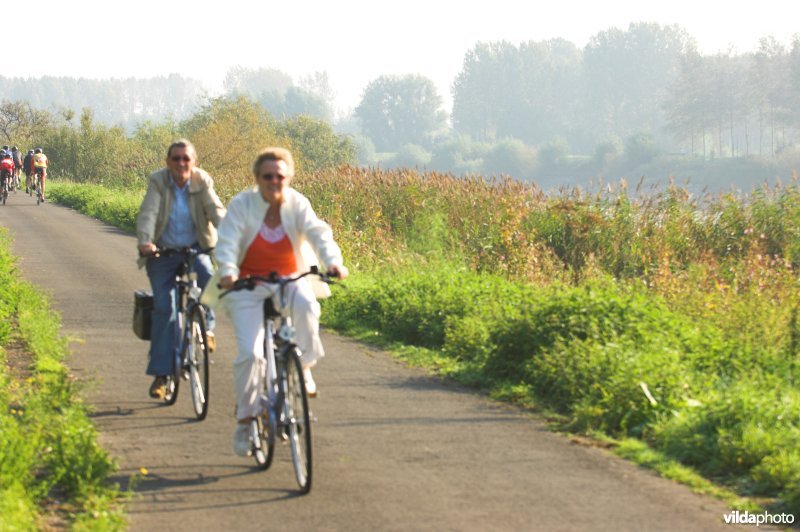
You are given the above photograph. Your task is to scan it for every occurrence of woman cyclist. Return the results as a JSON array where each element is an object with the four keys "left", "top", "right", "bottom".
[{"left": 212, "top": 147, "right": 349, "bottom": 457}]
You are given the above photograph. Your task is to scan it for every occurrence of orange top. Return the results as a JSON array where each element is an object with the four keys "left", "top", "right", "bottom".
[{"left": 239, "top": 229, "right": 297, "bottom": 277}]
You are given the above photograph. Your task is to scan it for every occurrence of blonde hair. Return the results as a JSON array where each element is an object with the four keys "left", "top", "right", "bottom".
[{"left": 252, "top": 147, "right": 295, "bottom": 179}]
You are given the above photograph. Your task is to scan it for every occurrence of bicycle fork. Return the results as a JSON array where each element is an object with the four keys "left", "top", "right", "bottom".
[{"left": 255, "top": 320, "right": 288, "bottom": 445}]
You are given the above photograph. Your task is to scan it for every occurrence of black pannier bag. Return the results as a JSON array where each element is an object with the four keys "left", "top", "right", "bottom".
[{"left": 133, "top": 290, "right": 154, "bottom": 341}]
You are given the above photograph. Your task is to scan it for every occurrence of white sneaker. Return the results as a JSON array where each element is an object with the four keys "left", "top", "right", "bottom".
[
  {"left": 303, "top": 366, "right": 317, "bottom": 397},
  {"left": 233, "top": 423, "right": 251, "bottom": 457}
]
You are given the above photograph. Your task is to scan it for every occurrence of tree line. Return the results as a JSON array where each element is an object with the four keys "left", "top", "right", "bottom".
[
  {"left": 3, "top": 23, "right": 799, "bottom": 188},
  {"left": 354, "top": 24, "right": 800, "bottom": 170},
  {"left": 0, "top": 97, "right": 355, "bottom": 197}
]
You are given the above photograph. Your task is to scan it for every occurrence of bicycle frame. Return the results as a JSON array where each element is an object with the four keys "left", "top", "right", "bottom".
[
  {"left": 149, "top": 247, "right": 212, "bottom": 419},
  {"left": 35, "top": 169, "right": 44, "bottom": 204}
]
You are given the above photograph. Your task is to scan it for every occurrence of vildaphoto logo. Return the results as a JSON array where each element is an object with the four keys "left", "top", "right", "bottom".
[{"left": 723, "top": 510, "right": 795, "bottom": 526}]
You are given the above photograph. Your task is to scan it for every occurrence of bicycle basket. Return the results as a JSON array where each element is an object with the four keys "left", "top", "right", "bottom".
[{"left": 133, "top": 290, "right": 154, "bottom": 341}]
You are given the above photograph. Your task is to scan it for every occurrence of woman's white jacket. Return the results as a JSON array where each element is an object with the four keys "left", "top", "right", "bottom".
[{"left": 203, "top": 186, "right": 343, "bottom": 306}]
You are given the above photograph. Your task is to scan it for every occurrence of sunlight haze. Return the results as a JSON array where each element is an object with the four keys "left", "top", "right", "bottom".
[{"left": 15, "top": 0, "right": 798, "bottom": 114}]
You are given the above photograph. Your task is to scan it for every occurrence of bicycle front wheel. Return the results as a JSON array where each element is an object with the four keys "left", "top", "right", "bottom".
[
  {"left": 284, "top": 347, "right": 312, "bottom": 494},
  {"left": 188, "top": 306, "right": 210, "bottom": 420},
  {"left": 252, "top": 414, "right": 274, "bottom": 470}
]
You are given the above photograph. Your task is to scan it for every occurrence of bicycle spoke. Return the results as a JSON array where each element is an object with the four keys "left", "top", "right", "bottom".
[
  {"left": 285, "top": 348, "right": 312, "bottom": 493},
  {"left": 188, "top": 308, "right": 209, "bottom": 420}
]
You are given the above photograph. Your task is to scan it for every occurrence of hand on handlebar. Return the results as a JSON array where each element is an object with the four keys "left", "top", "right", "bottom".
[
  {"left": 219, "top": 274, "right": 238, "bottom": 290},
  {"left": 327, "top": 264, "right": 349, "bottom": 280},
  {"left": 138, "top": 242, "right": 158, "bottom": 256}
]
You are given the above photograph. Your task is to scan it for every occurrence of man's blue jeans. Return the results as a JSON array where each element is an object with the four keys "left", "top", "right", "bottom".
[{"left": 145, "top": 250, "right": 215, "bottom": 376}]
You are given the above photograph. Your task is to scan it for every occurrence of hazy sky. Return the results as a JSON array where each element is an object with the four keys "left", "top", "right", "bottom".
[{"left": 15, "top": 0, "right": 797, "bottom": 115}]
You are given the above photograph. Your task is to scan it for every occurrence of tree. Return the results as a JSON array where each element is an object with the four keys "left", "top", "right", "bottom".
[
  {"left": 259, "top": 86, "right": 333, "bottom": 121},
  {"left": 452, "top": 41, "right": 515, "bottom": 142},
  {"left": 664, "top": 50, "right": 711, "bottom": 157},
  {"left": 750, "top": 38, "right": 792, "bottom": 156},
  {"left": 581, "top": 23, "right": 694, "bottom": 147},
  {"left": 354, "top": 74, "right": 447, "bottom": 151},
  {"left": 182, "top": 96, "right": 287, "bottom": 195},
  {"left": 481, "top": 138, "right": 536, "bottom": 179},
  {"left": 452, "top": 39, "right": 583, "bottom": 147},
  {"left": 0, "top": 100, "right": 50, "bottom": 144},
  {"left": 223, "top": 66, "right": 293, "bottom": 97},
  {"left": 281, "top": 115, "right": 356, "bottom": 172}
]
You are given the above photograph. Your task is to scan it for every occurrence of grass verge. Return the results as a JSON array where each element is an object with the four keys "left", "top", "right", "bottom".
[{"left": 0, "top": 228, "right": 125, "bottom": 530}]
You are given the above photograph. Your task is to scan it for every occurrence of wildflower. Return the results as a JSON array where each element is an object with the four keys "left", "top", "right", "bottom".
[{"left": 139, "top": 467, "right": 149, "bottom": 476}]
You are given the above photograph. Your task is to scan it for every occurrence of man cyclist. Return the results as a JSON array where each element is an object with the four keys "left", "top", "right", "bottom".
[
  {"left": 23, "top": 149, "right": 34, "bottom": 193},
  {"left": 11, "top": 147, "right": 22, "bottom": 190},
  {"left": 33, "top": 147, "right": 48, "bottom": 201},
  {"left": 135, "top": 139, "right": 226, "bottom": 400}
]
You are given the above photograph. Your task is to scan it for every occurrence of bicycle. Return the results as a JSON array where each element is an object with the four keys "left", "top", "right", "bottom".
[
  {"left": 1, "top": 171, "right": 9, "bottom": 205},
  {"left": 34, "top": 168, "right": 44, "bottom": 205},
  {"left": 219, "top": 266, "right": 338, "bottom": 494},
  {"left": 148, "top": 247, "right": 213, "bottom": 420}
]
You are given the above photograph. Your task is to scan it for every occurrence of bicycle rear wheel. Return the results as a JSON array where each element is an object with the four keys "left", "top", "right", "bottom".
[
  {"left": 188, "top": 306, "right": 210, "bottom": 420},
  {"left": 284, "top": 347, "right": 312, "bottom": 494}
]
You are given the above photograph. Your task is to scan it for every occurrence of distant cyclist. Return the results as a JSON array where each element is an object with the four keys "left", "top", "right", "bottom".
[
  {"left": 0, "top": 152, "right": 14, "bottom": 196},
  {"left": 10, "top": 146, "right": 21, "bottom": 190},
  {"left": 23, "top": 149, "right": 33, "bottom": 193},
  {"left": 33, "top": 147, "right": 48, "bottom": 201}
]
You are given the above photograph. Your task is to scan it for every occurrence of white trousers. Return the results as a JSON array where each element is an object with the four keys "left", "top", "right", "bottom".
[{"left": 223, "top": 279, "right": 323, "bottom": 420}]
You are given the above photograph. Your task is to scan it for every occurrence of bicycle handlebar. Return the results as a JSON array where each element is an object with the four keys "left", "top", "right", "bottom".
[
  {"left": 140, "top": 246, "right": 214, "bottom": 259},
  {"left": 218, "top": 266, "right": 341, "bottom": 299}
]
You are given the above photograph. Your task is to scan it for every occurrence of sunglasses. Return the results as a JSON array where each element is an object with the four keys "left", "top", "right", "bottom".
[
  {"left": 170, "top": 155, "right": 192, "bottom": 162},
  {"left": 259, "top": 173, "right": 287, "bottom": 182}
]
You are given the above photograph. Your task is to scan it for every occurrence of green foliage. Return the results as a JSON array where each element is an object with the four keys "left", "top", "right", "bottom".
[
  {"left": 481, "top": 138, "right": 536, "bottom": 179},
  {"left": 322, "top": 266, "right": 800, "bottom": 513},
  {"left": 48, "top": 182, "right": 142, "bottom": 233},
  {"left": 281, "top": 115, "right": 356, "bottom": 172},
  {"left": 390, "top": 144, "right": 433, "bottom": 169},
  {"left": 428, "top": 134, "right": 487, "bottom": 174}
]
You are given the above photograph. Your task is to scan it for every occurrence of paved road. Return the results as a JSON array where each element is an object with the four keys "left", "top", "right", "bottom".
[{"left": 0, "top": 191, "right": 746, "bottom": 531}]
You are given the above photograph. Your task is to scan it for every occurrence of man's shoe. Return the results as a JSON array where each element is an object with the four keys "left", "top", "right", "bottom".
[
  {"left": 206, "top": 331, "right": 216, "bottom": 353},
  {"left": 149, "top": 376, "right": 167, "bottom": 399},
  {"left": 233, "top": 423, "right": 252, "bottom": 457},
  {"left": 303, "top": 366, "right": 317, "bottom": 398}
]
